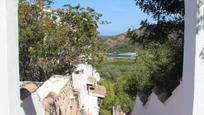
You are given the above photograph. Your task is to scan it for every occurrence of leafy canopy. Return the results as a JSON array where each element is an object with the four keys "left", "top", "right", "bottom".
[{"left": 19, "top": 0, "right": 102, "bottom": 81}]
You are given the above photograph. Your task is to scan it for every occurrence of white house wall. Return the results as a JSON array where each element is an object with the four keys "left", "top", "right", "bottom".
[
  {"left": 131, "top": 83, "right": 193, "bottom": 115},
  {"left": 87, "top": 95, "right": 99, "bottom": 115},
  {"left": 20, "top": 92, "right": 45, "bottom": 115},
  {"left": 36, "top": 76, "right": 70, "bottom": 101},
  {"left": 0, "top": 0, "right": 20, "bottom": 114},
  {"left": 72, "top": 64, "right": 100, "bottom": 115},
  {"left": 192, "top": 0, "right": 204, "bottom": 114}
]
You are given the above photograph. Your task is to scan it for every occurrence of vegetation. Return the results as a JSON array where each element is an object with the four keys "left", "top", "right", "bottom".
[
  {"left": 99, "top": 109, "right": 112, "bottom": 115},
  {"left": 106, "top": 44, "right": 138, "bottom": 53},
  {"left": 100, "top": 79, "right": 133, "bottom": 113},
  {"left": 134, "top": 0, "right": 184, "bottom": 21},
  {"left": 19, "top": 0, "right": 102, "bottom": 81},
  {"left": 99, "top": 0, "right": 184, "bottom": 113},
  {"left": 127, "top": 0, "right": 184, "bottom": 93},
  {"left": 98, "top": 60, "right": 134, "bottom": 82},
  {"left": 19, "top": 0, "right": 185, "bottom": 114}
]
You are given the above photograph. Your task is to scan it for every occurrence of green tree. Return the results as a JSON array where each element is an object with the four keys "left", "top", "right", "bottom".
[
  {"left": 100, "top": 78, "right": 134, "bottom": 113},
  {"left": 126, "top": 0, "right": 184, "bottom": 95},
  {"left": 134, "top": 0, "right": 184, "bottom": 21},
  {"left": 19, "top": 0, "right": 102, "bottom": 81},
  {"left": 100, "top": 80, "right": 116, "bottom": 111},
  {"left": 99, "top": 109, "right": 111, "bottom": 115}
]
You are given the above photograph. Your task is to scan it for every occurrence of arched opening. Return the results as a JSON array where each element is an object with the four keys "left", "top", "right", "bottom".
[{"left": 1, "top": 0, "right": 204, "bottom": 115}]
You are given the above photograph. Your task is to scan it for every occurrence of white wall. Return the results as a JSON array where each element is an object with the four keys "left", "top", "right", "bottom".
[
  {"left": 0, "top": 0, "right": 20, "bottom": 114},
  {"left": 192, "top": 0, "right": 204, "bottom": 113},
  {"left": 20, "top": 93, "right": 45, "bottom": 115},
  {"left": 87, "top": 95, "right": 99, "bottom": 115},
  {"left": 131, "top": 0, "right": 204, "bottom": 115},
  {"left": 72, "top": 64, "right": 100, "bottom": 115},
  {"left": 132, "top": 83, "right": 193, "bottom": 115},
  {"left": 36, "top": 76, "right": 70, "bottom": 101}
]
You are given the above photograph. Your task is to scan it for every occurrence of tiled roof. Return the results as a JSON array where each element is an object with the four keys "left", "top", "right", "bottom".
[
  {"left": 87, "top": 76, "right": 97, "bottom": 85},
  {"left": 20, "top": 83, "right": 38, "bottom": 100},
  {"left": 90, "top": 85, "right": 106, "bottom": 98}
]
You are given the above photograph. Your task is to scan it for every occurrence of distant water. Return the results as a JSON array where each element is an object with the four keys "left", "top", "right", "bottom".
[{"left": 108, "top": 52, "right": 137, "bottom": 59}]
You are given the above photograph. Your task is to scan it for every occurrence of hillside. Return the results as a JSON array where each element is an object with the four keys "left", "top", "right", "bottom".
[
  {"left": 101, "top": 33, "right": 137, "bottom": 52},
  {"left": 102, "top": 33, "right": 129, "bottom": 48}
]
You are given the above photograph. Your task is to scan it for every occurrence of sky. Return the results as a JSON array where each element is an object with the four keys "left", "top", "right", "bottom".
[{"left": 52, "top": 0, "right": 154, "bottom": 36}]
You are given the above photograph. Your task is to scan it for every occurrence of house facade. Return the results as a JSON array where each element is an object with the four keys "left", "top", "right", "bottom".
[
  {"left": 72, "top": 64, "right": 106, "bottom": 115},
  {"left": 20, "top": 64, "right": 106, "bottom": 115}
]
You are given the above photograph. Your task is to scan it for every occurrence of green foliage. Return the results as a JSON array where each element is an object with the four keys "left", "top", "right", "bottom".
[
  {"left": 99, "top": 79, "right": 134, "bottom": 113},
  {"left": 99, "top": 109, "right": 111, "bottom": 115},
  {"left": 127, "top": 20, "right": 184, "bottom": 49},
  {"left": 98, "top": 0, "right": 185, "bottom": 113},
  {"left": 150, "top": 48, "right": 182, "bottom": 92},
  {"left": 125, "top": 0, "right": 184, "bottom": 96},
  {"left": 135, "top": 0, "right": 184, "bottom": 21},
  {"left": 102, "top": 60, "right": 134, "bottom": 66},
  {"left": 115, "top": 91, "right": 133, "bottom": 112},
  {"left": 19, "top": 0, "right": 102, "bottom": 81},
  {"left": 97, "top": 60, "right": 134, "bottom": 81},
  {"left": 124, "top": 66, "right": 152, "bottom": 98},
  {"left": 106, "top": 44, "right": 138, "bottom": 53},
  {"left": 100, "top": 80, "right": 117, "bottom": 110},
  {"left": 123, "top": 48, "right": 174, "bottom": 98},
  {"left": 99, "top": 48, "right": 180, "bottom": 112}
]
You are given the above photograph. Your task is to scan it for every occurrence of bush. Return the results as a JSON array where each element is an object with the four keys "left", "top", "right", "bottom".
[{"left": 99, "top": 109, "right": 111, "bottom": 115}]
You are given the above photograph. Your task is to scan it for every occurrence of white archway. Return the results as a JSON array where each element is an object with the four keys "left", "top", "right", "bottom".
[{"left": 0, "top": 0, "right": 204, "bottom": 115}]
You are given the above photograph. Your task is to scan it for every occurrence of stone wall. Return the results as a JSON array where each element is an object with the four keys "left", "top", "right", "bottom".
[{"left": 43, "top": 81, "right": 80, "bottom": 115}]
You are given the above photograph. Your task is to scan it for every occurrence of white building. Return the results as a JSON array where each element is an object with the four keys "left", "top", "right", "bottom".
[
  {"left": 19, "top": 65, "right": 106, "bottom": 115},
  {"left": 72, "top": 64, "right": 106, "bottom": 115},
  {"left": 20, "top": 75, "right": 79, "bottom": 115}
]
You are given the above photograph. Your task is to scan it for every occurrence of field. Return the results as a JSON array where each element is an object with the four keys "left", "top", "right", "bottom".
[
  {"left": 97, "top": 59, "right": 136, "bottom": 82},
  {"left": 101, "top": 59, "right": 135, "bottom": 66}
]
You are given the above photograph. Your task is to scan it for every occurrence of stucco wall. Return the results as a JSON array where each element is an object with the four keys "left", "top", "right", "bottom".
[
  {"left": 72, "top": 64, "right": 100, "bottom": 115},
  {"left": 0, "top": 0, "right": 20, "bottom": 114},
  {"left": 131, "top": 83, "right": 193, "bottom": 115},
  {"left": 86, "top": 95, "right": 99, "bottom": 115},
  {"left": 20, "top": 92, "right": 45, "bottom": 115}
]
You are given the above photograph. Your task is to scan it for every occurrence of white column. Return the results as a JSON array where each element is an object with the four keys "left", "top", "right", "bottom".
[
  {"left": 0, "top": 0, "right": 20, "bottom": 115},
  {"left": 182, "top": 1, "right": 197, "bottom": 115},
  {"left": 192, "top": 0, "right": 204, "bottom": 114},
  {"left": 184, "top": 0, "right": 204, "bottom": 115}
]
